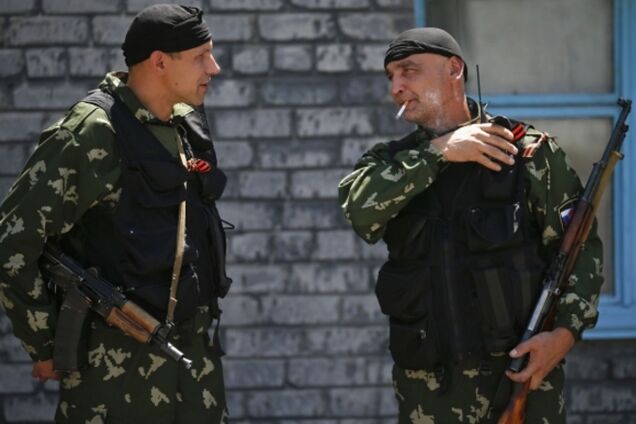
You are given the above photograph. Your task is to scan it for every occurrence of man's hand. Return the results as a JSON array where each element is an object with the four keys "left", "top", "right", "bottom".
[
  {"left": 505, "top": 327, "right": 575, "bottom": 390},
  {"left": 430, "top": 123, "right": 517, "bottom": 171},
  {"left": 32, "top": 359, "right": 60, "bottom": 383}
]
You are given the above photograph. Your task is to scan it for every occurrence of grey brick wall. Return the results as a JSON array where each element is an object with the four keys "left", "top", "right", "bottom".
[{"left": 0, "top": 1, "right": 634, "bottom": 423}]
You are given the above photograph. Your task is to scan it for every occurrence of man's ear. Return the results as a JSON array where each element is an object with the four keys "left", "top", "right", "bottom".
[
  {"left": 148, "top": 51, "right": 166, "bottom": 73},
  {"left": 448, "top": 56, "right": 465, "bottom": 81}
]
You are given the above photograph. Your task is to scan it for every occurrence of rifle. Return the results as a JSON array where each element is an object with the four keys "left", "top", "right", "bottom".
[
  {"left": 498, "top": 98, "right": 632, "bottom": 424},
  {"left": 41, "top": 243, "right": 193, "bottom": 371}
]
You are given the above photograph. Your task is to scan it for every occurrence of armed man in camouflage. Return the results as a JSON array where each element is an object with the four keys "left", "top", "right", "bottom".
[
  {"left": 0, "top": 4, "right": 231, "bottom": 423},
  {"left": 338, "top": 28, "right": 603, "bottom": 423}
]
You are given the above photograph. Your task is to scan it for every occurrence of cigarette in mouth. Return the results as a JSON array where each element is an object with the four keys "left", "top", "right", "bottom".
[{"left": 394, "top": 101, "right": 408, "bottom": 120}]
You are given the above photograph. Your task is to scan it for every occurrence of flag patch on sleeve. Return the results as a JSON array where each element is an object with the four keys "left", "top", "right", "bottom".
[{"left": 558, "top": 198, "right": 577, "bottom": 230}]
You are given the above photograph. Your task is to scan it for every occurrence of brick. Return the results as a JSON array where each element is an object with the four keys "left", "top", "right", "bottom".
[
  {"left": 224, "top": 359, "right": 285, "bottom": 389},
  {"left": 0, "top": 113, "right": 45, "bottom": 142},
  {"left": 0, "top": 364, "right": 35, "bottom": 394},
  {"left": 375, "top": 0, "right": 412, "bottom": 7},
  {"left": 329, "top": 387, "right": 396, "bottom": 416},
  {"left": 274, "top": 45, "right": 313, "bottom": 71},
  {"left": 232, "top": 45, "right": 269, "bottom": 75},
  {"left": 108, "top": 48, "right": 127, "bottom": 71},
  {"left": 261, "top": 294, "right": 340, "bottom": 324},
  {"left": 374, "top": 105, "right": 415, "bottom": 134},
  {"left": 290, "top": 169, "right": 348, "bottom": 199},
  {"left": 366, "top": 357, "right": 394, "bottom": 385},
  {"left": 566, "top": 352, "right": 610, "bottom": 380},
  {"left": 68, "top": 48, "right": 110, "bottom": 77},
  {"left": 613, "top": 355, "right": 636, "bottom": 379},
  {"left": 291, "top": 0, "right": 370, "bottom": 8},
  {"left": 43, "top": 0, "right": 120, "bottom": 13},
  {"left": 288, "top": 357, "right": 368, "bottom": 386},
  {"left": 217, "top": 201, "right": 280, "bottom": 230},
  {"left": 13, "top": 82, "right": 91, "bottom": 110},
  {"left": 356, "top": 44, "right": 386, "bottom": 72},
  {"left": 248, "top": 389, "right": 326, "bottom": 417},
  {"left": 258, "top": 141, "right": 337, "bottom": 168},
  {"left": 341, "top": 137, "right": 387, "bottom": 165},
  {"left": 227, "top": 391, "right": 245, "bottom": 418},
  {"left": 0, "top": 50, "right": 25, "bottom": 77},
  {"left": 214, "top": 141, "right": 254, "bottom": 168},
  {"left": 7, "top": 17, "right": 89, "bottom": 46},
  {"left": 259, "top": 14, "right": 335, "bottom": 41},
  {"left": 296, "top": 108, "right": 373, "bottom": 137},
  {"left": 0, "top": 145, "right": 28, "bottom": 175},
  {"left": 340, "top": 75, "right": 390, "bottom": 104},
  {"left": 214, "top": 109, "right": 291, "bottom": 138},
  {"left": 0, "top": 334, "right": 31, "bottom": 362},
  {"left": 341, "top": 294, "right": 384, "bottom": 323},
  {"left": 272, "top": 231, "right": 314, "bottom": 261},
  {"left": 238, "top": 170, "right": 287, "bottom": 198},
  {"left": 224, "top": 264, "right": 287, "bottom": 293},
  {"left": 582, "top": 415, "right": 635, "bottom": 424},
  {"left": 0, "top": 0, "right": 36, "bottom": 14},
  {"left": 205, "top": 80, "right": 255, "bottom": 108},
  {"left": 314, "top": 229, "right": 358, "bottom": 260},
  {"left": 25, "top": 48, "right": 67, "bottom": 78},
  {"left": 223, "top": 328, "right": 304, "bottom": 357},
  {"left": 357, "top": 239, "right": 387, "bottom": 260},
  {"left": 282, "top": 200, "right": 346, "bottom": 229},
  {"left": 305, "top": 326, "right": 388, "bottom": 354},
  {"left": 339, "top": 13, "right": 409, "bottom": 41},
  {"left": 289, "top": 263, "right": 371, "bottom": 292},
  {"left": 92, "top": 16, "right": 130, "bottom": 45},
  {"left": 219, "top": 295, "right": 261, "bottom": 325},
  {"left": 569, "top": 382, "right": 636, "bottom": 412},
  {"left": 210, "top": 0, "right": 283, "bottom": 10},
  {"left": 228, "top": 232, "right": 271, "bottom": 261},
  {"left": 127, "top": 0, "right": 203, "bottom": 12},
  {"left": 316, "top": 44, "right": 353, "bottom": 72},
  {"left": 261, "top": 80, "right": 337, "bottom": 106},
  {"left": 3, "top": 392, "right": 58, "bottom": 422},
  {"left": 205, "top": 15, "right": 254, "bottom": 42},
  {"left": 219, "top": 170, "right": 240, "bottom": 199}
]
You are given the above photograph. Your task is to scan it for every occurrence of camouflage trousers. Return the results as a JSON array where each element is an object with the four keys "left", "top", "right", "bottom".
[
  {"left": 392, "top": 354, "right": 565, "bottom": 424},
  {"left": 55, "top": 306, "right": 228, "bottom": 424}
]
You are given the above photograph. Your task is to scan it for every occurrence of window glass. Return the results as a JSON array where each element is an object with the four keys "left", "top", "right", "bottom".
[{"left": 426, "top": 0, "right": 614, "bottom": 94}]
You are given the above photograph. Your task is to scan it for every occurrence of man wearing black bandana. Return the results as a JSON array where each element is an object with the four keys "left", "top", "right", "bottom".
[
  {"left": 339, "top": 28, "right": 603, "bottom": 423},
  {"left": 0, "top": 4, "right": 230, "bottom": 423}
]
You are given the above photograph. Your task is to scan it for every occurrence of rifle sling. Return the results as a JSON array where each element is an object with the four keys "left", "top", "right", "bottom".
[{"left": 166, "top": 134, "right": 188, "bottom": 324}]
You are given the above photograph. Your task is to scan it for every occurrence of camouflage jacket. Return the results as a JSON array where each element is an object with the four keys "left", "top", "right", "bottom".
[
  {"left": 0, "top": 72, "right": 195, "bottom": 361},
  {"left": 338, "top": 109, "right": 604, "bottom": 340}
]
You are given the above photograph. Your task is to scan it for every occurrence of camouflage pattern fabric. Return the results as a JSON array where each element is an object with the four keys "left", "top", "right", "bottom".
[
  {"left": 393, "top": 355, "right": 565, "bottom": 424},
  {"left": 57, "top": 306, "right": 227, "bottom": 424},
  {"left": 0, "top": 72, "right": 227, "bottom": 422}
]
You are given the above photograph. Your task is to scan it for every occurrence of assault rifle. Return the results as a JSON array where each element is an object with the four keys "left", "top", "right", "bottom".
[
  {"left": 41, "top": 243, "right": 193, "bottom": 371},
  {"left": 498, "top": 98, "right": 632, "bottom": 424}
]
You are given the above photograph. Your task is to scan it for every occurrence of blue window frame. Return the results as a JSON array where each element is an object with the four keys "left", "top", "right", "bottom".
[{"left": 414, "top": 0, "right": 636, "bottom": 338}]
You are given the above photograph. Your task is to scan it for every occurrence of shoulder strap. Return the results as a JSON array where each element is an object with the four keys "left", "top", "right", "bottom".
[{"left": 79, "top": 90, "right": 116, "bottom": 120}]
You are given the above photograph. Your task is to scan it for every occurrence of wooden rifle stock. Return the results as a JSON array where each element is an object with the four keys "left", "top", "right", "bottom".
[{"left": 498, "top": 98, "right": 631, "bottom": 424}]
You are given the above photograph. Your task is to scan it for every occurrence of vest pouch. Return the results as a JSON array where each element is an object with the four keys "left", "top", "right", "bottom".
[
  {"left": 471, "top": 266, "right": 519, "bottom": 352},
  {"left": 464, "top": 202, "right": 524, "bottom": 253},
  {"left": 388, "top": 315, "right": 441, "bottom": 370},
  {"left": 375, "top": 261, "right": 430, "bottom": 321}
]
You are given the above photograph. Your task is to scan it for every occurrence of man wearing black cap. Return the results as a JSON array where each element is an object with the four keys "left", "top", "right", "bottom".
[
  {"left": 0, "top": 4, "right": 230, "bottom": 423},
  {"left": 339, "top": 27, "right": 603, "bottom": 423}
]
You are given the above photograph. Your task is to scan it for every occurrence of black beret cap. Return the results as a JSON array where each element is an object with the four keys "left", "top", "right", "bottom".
[
  {"left": 122, "top": 4, "right": 211, "bottom": 67},
  {"left": 384, "top": 27, "right": 468, "bottom": 80}
]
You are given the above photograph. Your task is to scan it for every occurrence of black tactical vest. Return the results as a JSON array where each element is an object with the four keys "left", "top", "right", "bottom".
[
  {"left": 375, "top": 127, "right": 547, "bottom": 370},
  {"left": 59, "top": 90, "right": 231, "bottom": 322}
]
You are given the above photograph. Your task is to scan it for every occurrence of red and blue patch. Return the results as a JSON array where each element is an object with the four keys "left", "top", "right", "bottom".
[{"left": 558, "top": 198, "right": 577, "bottom": 229}]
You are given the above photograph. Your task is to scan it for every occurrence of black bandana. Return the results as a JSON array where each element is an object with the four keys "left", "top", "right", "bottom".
[
  {"left": 384, "top": 27, "right": 468, "bottom": 80},
  {"left": 122, "top": 4, "right": 211, "bottom": 66}
]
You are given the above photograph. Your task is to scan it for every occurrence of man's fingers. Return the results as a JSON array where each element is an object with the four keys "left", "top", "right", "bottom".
[{"left": 481, "top": 123, "right": 515, "bottom": 142}]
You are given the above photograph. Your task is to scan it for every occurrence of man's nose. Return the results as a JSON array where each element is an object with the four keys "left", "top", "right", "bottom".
[
  {"left": 207, "top": 54, "right": 221, "bottom": 76},
  {"left": 390, "top": 77, "right": 404, "bottom": 99}
]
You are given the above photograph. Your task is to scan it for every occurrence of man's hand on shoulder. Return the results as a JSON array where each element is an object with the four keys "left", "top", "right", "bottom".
[
  {"left": 430, "top": 123, "right": 517, "bottom": 171},
  {"left": 505, "top": 327, "right": 576, "bottom": 390}
]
